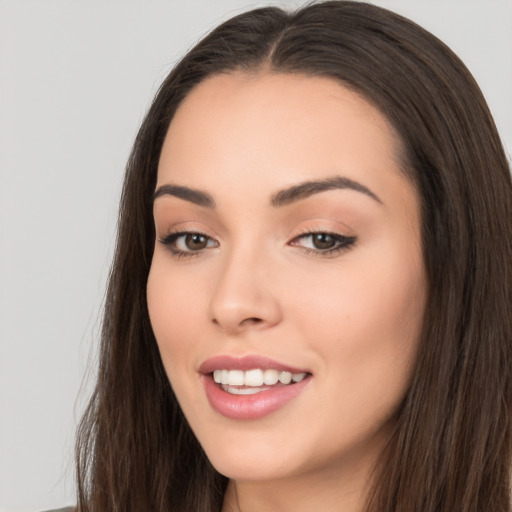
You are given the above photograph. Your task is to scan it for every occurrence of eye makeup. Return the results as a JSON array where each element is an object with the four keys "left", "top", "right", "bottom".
[{"left": 158, "top": 228, "right": 356, "bottom": 260}]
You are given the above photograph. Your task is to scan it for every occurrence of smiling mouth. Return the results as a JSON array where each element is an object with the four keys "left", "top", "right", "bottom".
[
  {"left": 201, "top": 358, "right": 312, "bottom": 419},
  {"left": 211, "top": 368, "right": 310, "bottom": 395}
]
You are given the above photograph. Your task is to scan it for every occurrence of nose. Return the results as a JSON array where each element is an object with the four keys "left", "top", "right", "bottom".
[{"left": 209, "top": 248, "right": 282, "bottom": 335}]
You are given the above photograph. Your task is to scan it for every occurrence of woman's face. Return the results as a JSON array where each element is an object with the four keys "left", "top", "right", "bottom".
[{"left": 147, "top": 73, "right": 426, "bottom": 483}]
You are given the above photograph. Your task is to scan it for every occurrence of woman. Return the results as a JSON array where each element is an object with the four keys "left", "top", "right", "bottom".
[{"left": 73, "top": 1, "right": 512, "bottom": 511}]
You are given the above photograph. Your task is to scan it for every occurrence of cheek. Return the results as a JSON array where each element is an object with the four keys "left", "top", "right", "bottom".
[
  {"left": 146, "top": 254, "right": 203, "bottom": 369},
  {"left": 147, "top": 258, "right": 209, "bottom": 421},
  {"left": 289, "top": 253, "right": 424, "bottom": 335},
  {"left": 286, "top": 243, "right": 426, "bottom": 401}
]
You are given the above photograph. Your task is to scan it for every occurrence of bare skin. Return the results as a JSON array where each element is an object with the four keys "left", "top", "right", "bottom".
[{"left": 147, "top": 72, "right": 426, "bottom": 512}]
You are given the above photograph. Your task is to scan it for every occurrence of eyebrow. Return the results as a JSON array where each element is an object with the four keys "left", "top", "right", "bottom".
[
  {"left": 152, "top": 184, "right": 215, "bottom": 208},
  {"left": 271, "top": 176, "right": 382, "bottom": 207},
  {"left": 152, "top": 175, "right": 382, "bottom": 209}
]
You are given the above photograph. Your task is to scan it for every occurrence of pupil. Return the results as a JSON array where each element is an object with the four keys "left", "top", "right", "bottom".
[
  {"left": 313, "top": 233, "right": 335, "bottom": 249},
  {"left": 186, "top": 234, "right": 207, "bottom": 250}
]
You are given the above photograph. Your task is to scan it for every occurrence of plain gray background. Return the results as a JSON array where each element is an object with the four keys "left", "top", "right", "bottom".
[{"left": 1, "top": 1, "right": 511, "bottom": 510}]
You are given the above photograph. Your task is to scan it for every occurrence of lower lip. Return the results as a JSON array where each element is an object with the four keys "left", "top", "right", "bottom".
[{"left": 202, "top": 374, "right": 311, "bottom": 420}]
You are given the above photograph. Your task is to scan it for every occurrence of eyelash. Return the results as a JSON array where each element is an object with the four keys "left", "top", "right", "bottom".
[
  {"left": 159, "top": 231, "right": 217, "bottom": 259},
  {"left": 158, "top": 230, "right": 356, "bottom": 259},
  {"left": 290, "top": 231, "right": 356, "bottom": 257}
]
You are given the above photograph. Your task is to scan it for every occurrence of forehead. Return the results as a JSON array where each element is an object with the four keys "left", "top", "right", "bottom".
[{"left": 157, "top": 72, "right": 408, "bottom": 204}]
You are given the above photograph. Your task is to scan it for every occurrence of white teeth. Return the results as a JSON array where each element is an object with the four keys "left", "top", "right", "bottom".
[
  {"left": 213, "top": 370, "right": 230, "bottom": 384},
  {"left": 244, "top": 369, "right": 264, "bottom": 386},
  {"left": 263, "top": 369, "right": 279, "bottom": 385},
  {"left": 228, "top": 370, "right": 244, "bottom": 386},
  {"left": 212, "top": 368, "right": 308, "bottom": 387},
  {"left": 278, "top": 371, "right": 292, "bottom": 384},
  {"left": 224, "top": 385, "right": 263, "bottom": 395}
]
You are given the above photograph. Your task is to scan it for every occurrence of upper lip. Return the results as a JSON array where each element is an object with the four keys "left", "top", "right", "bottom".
[{"left": 199, "top": 355, "right": 310, "bottom": 375}]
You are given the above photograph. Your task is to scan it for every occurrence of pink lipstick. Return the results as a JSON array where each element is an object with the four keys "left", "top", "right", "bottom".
[{"left": 199, "top": 355, "right": 312, "bottom": 420}]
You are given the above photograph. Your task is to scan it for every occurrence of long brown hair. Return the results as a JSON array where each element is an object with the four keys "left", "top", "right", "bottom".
[{"left": 76, "top": 2, "right": 512, "bottom": 511}]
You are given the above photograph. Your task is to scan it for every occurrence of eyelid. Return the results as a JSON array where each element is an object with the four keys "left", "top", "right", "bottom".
[
  {"left": 156, "top": 219, "right": 220, "bottom": 243},
  {"left": 289, "top": 229, "right": 356, "bottom": 258},
  {"left": 158, "top": 229, "right": 219, "bottom": 258},
  {"left": 156, "top": 222, "right": 356, "bottom": 259},
  {"left": 159, "top": 230, "right": 217, "bottom": 246}
]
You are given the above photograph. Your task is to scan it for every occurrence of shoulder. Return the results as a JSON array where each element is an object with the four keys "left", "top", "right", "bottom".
[{"left": 41, "top": 508, "right": 75, "bottom": 512}]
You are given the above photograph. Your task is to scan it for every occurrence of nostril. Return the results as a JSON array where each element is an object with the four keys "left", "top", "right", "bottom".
[
  {"left": 211, "top": 317, "right": 263, "bottom": 328},
  {"left": 241, "top": 317, "right": 263, "bottom": 326}
]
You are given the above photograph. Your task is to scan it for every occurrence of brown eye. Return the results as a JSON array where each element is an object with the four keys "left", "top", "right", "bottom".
[
  {"left": 159, "top": 231, "right": 219, "bottom": 257},
  {"left": 290, "top": 231, "right": 357, "bottom": 257},
  {"left": 311, "top": 233, "right": 336, "bottom": 250},
  {"left": 185, "top": 233, "right": 208, "bottom": 250}
]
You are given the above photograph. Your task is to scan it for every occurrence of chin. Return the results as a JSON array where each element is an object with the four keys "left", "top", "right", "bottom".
[
  {"left": 209, "top": 454, "right": 295, "bottom": 482},
  {"left": 197, "top": 429, "right": 303, "bottom": 481}
]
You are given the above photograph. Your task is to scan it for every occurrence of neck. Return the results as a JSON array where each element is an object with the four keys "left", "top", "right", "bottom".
[{"left": 221, "top": 448, "right": 379, "bottom": 512}]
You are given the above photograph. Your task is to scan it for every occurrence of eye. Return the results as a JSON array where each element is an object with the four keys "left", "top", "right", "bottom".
[
  {"left": 290, "top": 231, "right": 356, "bottom": 257},
  {"left": 159, "top": 231, "right": 219, "bottom": 257}
]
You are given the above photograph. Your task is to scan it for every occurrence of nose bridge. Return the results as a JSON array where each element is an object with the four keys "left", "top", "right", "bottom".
[{"left": 209, "top": 239, "right": 281, "bottom": 333}]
